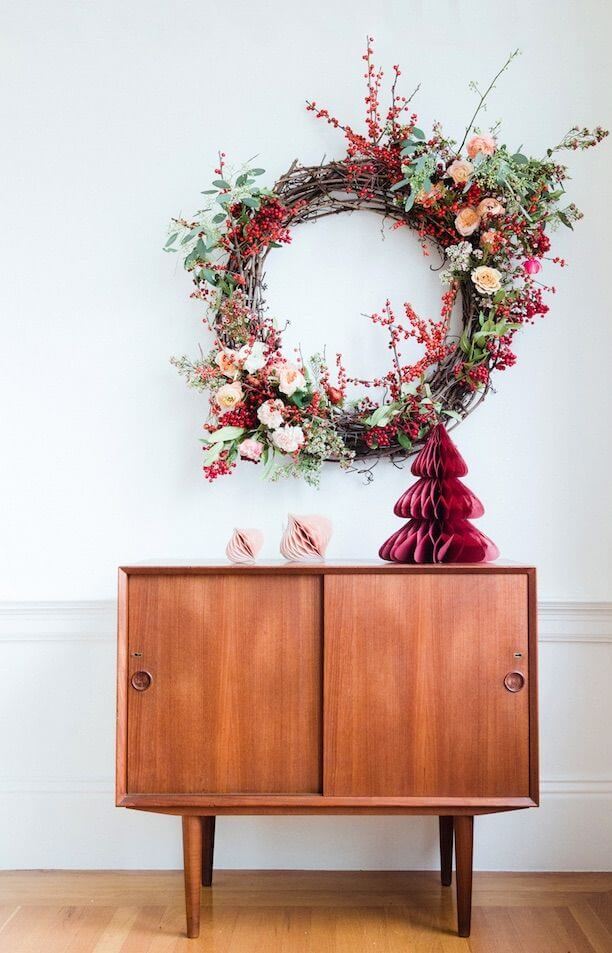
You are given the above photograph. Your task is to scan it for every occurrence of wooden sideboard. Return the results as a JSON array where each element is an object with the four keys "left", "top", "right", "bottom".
[{"left": 116, "top": 562, "right": 538, "bottom": 939}]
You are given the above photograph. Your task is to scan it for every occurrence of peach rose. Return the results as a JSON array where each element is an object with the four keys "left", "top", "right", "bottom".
[
  {"left": 477, "top": 197, "right": 504, "bottom": 218},
  {"left": 446, "top": 158, "right": 473, "bottom": 185},
  {"left": 278, "top": 365, "right": 306, "bottom": 397},
  {"left": 471, "top": 265, "right": 502, "bottom": 296},
  {"left": 214, "top": 348, "right": 240, "bottom": 379},
  {"left": 215, "top": 381, "right": 243, "bottom": 410},
  {"left": 467, "top": 135, "right": 496, "bottom": 158},
  {"left": 455, "top": 207, "right": 481, "bottom": 237}
]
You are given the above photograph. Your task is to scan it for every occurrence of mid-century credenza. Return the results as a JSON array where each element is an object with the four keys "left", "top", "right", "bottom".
[{"left": 116, "top": 561, "right": 538, "bottom": 938}]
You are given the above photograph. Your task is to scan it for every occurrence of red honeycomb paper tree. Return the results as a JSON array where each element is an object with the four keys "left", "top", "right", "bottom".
[{"left": 379, "top": 423, "right": 499, "bottom": 564}]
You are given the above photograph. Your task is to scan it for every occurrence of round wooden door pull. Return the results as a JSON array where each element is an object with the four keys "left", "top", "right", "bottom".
[
  {"left": 504, "top": 671, "right": 525, "bottom": 693},
  {"left": 131, "top": 670, "right": 152, "bottom": 691}
]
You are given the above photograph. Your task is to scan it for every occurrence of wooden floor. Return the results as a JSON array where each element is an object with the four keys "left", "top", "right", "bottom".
[{"left": 0, "top": 871, "right": 611, "bottom": 952}]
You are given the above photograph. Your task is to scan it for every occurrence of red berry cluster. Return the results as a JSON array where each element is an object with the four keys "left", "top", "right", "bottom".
[
  {"left": 202, "top": 453, "right": 236, "bottom": 482},
  {"left": 233, "top": 197, "right": 294, "bottom": 257}
]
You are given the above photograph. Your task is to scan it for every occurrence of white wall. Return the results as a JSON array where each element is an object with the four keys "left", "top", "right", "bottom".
[{"left": 1, "top": 0, "right": 611, "bottom": 870}]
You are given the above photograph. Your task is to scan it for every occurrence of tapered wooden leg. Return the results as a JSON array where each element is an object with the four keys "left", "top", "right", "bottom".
[
  {"left": 439, "top": 816, "right": 453, "bottom": 886},
  {"left": 201, "top": 816, "right": 216, "bottom": 887},
  {"left": 454, "top": 815, "right": 474, "bottom": 938},
  {"left": 182, "top": 815, "right": 202, "bottom": 939}
]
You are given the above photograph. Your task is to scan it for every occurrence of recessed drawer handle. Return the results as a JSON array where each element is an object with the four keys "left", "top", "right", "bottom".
[
  {"left": 504, "top": 671, "right": 525, "bottom": 693},
  {"left": 131, "top": 670, "right": 153, "bottom": 692}
]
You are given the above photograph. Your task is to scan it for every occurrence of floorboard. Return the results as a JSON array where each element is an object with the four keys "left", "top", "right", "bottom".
[{"left": 0, "top": 872, "right": 610, "bottom": 952}]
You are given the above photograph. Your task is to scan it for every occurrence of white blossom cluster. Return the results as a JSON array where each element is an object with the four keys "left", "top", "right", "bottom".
[{"left": 439, "top": 241, "right": 474, "bottom": 284}]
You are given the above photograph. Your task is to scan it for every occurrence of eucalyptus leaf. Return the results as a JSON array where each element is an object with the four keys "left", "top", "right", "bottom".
[
  {"left": 389, "top": 178, "right": 411, "bottom": 193},
  {"left": 212, "top": 179, "right": 231, "bottom": 189},
  {"left": 201, "top": 442, "right": 223, "bottom": 466},
  {"left": 205, "top": 426, "right": 246, "bottom": 443},
  {"left": 411, "top": 127, "right": 425, "bottom": 139}
]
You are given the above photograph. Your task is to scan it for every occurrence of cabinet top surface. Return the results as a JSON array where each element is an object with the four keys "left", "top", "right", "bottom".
[{"left": 119, "top": 560, "right": 535, "bottom": 575}]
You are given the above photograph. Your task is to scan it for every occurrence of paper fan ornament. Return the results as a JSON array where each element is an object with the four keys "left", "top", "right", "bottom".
[
  {"left": 225, "top": 528, "right": 264, "bottom": 564},
  {"left": 280, "top": 514, "right": 332, "bottom": 561},
  {"left": 379, "top": 424, "right": 499, "bottom": 564}
]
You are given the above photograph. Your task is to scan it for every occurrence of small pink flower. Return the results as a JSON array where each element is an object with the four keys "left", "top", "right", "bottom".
[
  {"left": 523, "top": 258, "right": 542, "bottom": 276},
  {"left": 239, "top": 438, "right": 264, "bottom": 462},
  {"left": 467, "top": 135, "right": 497, "bottom": 158}
]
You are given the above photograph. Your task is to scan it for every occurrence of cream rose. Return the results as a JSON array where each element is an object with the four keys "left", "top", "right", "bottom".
[
  {"left": 446, "top": 158, "right": 473, "bottom": 185},
  {"left": 455, "top": 207, "right": 481, "bottom": 237},
  {"left": 238, "top": 340, "right": 267, "bottom": 373},
  {"left": 238, "top": 438, "right": 264, "bottom": 462},
  {"left": 278, "top": 365, "right": 306, "bottom": 397},
  {"left": 214, "top": 349, "right": 240, "bottom": 379},
  {"left": 476, "top": 197, "right": 504, "bottom": 218},
  {"left": 271, "top": 425, "right": 305, "bottom": 454},
  {"left": 215, "top": 381, "right": 243, "bottom": 410},
  {"left": 471, "top": 265, "right": 502, "bottom": 296},
  {"left": 467, "top": 134, "right": 496, "bottom": 158},
  {"left": 257, "top": 398, "right": 285, "bottom": 429}
]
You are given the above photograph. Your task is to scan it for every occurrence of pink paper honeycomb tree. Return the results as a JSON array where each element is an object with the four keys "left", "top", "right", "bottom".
[{"left": 379, "top": 423, "right": 499, "bottom": 564}]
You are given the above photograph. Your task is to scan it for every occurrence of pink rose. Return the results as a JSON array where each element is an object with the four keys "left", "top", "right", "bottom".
[
  {"left": 455, "top": 207, "right": 481, "bottom": 237},
  {"left": 271, "top": 425, "right": 305, "bottom": 454},
  {"left": 257, "top": 398, "right": 285, "bottom": 429},
  {"left": 446, "top": 158, "right": 474, "bottom": 186},
  {"left": 215, "top": 381, "right": 243, "bottom": 410},
  {"left": 467, "top": 135, "right": 496, "bottom": 158},
  {"left": 415, "top": 182, "right": 445, "bottom": 207},
  {"left": 476, "top": 197, "right": 504, "bottom": 218},
  {"left": 278, "top": 365, "right": 306, "bottom": 397},
  {"left": 523, "top": 258, "right": 542, "bottom": 276},
  {"left": 480, "top": 229, "right": 499, "bottom": 250},
  {"left": 239, "top": 438, "right": 264, "bottom": 462}
]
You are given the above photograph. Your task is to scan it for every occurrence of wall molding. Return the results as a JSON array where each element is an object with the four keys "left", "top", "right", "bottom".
[{"left": 0, "top": 599, "right": 611, "bottom": 643}]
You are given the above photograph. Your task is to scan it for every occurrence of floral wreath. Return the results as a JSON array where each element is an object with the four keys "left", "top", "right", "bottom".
[{"left": 166, "top": 41, "right": 606, "bottom": 484}]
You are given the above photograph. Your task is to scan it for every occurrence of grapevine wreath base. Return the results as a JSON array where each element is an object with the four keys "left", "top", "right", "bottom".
[{"left": 166, "top": 41, "right": 606, "bottom": 484}]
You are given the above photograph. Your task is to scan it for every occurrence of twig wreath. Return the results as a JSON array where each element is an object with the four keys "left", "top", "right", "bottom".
[{"left": 167, "top": 41, "right": 606, "bottom": 484}]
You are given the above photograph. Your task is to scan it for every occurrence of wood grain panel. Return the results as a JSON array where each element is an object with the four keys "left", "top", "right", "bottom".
[
  {"left": 126, "top": 574, "right": 322, "bottom": 794},
  {"left": 324, "top": 573, "right": 530, "bottom": 798}
]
